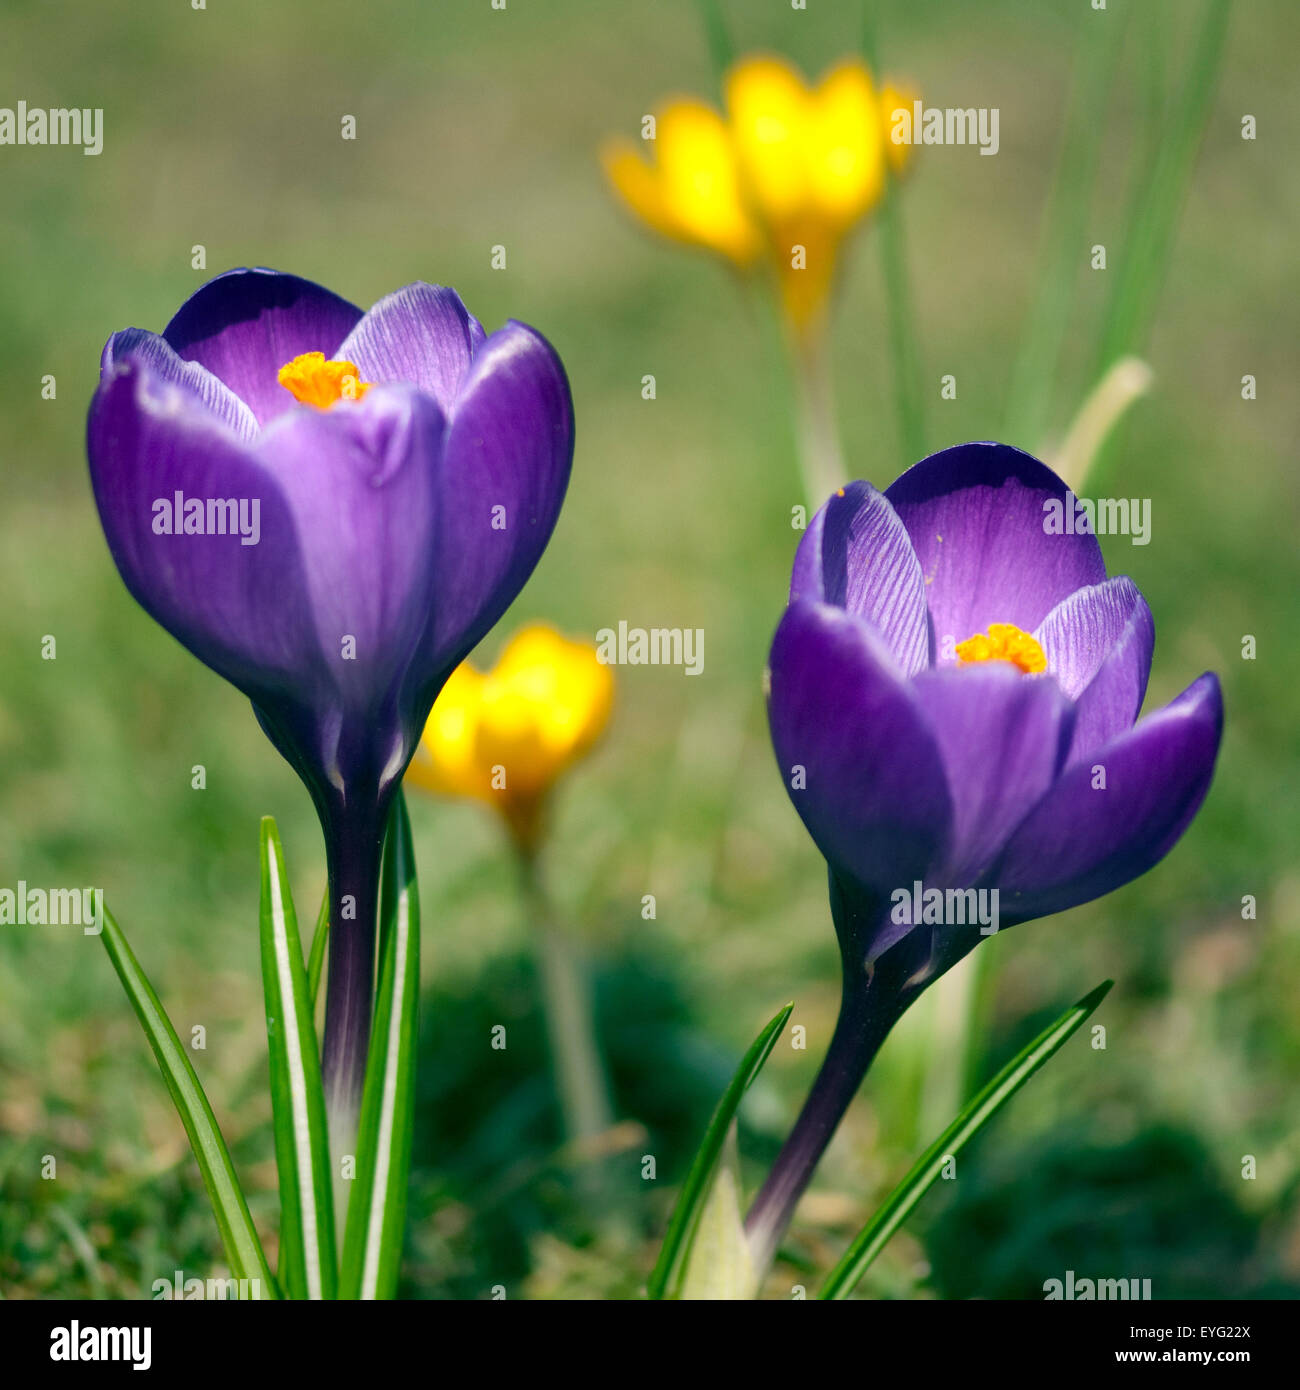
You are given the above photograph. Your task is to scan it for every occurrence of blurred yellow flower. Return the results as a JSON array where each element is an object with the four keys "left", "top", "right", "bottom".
[
  {"left": 602, "top": 99, "right": 763, "bottom": 267},
  {"left": 601, "top": 53, "right": 916, "bottom": 335},
  {"left": 406, "top": 624, "right": 615, "bottom": 853}
]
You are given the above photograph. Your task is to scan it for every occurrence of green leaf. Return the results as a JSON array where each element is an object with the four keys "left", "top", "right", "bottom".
[
  {"left": 99, "top": 903, "right": 277, "bottom": 1298},
  {"left": 693, "top": 0, "right": 734, "bottom": 95},
  {"left": 1004, "top": 4, "right": 1129, "bottom": 445},
  {"left": 647, "top": 1001, "right": 793, "bottom": 1300},
  {"left": 259, "top": 817, "right": 337, "bottom": 1300},
  {"left": 674, "top": 1124, "right": 756, "bottom": 1300},
  {"left": 818, "top": 979, "right": 1113, "bottom": 1300},
  {"left": 1087, "top": 0, "right": 1231, "bottom": 492},
  {"left": 339, "top": 791, "right": 421, "bottom": 1300},
  {"left": 876, "top": 179, "right": 926, "bottom": 464},
  {"left": 306, "top": 886, "right": 329, "bottom": 1008},
  {"left": 862, "top": 6, "right": 926, "bottom": 464},
  {"left": 1095, "top": 0, "right": 1229, "bottom": 375}
]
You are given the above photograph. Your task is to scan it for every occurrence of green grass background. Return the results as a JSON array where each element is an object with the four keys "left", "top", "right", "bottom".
[{"left": 1, "top": 0, "right": 1297, "bottom": 1298}]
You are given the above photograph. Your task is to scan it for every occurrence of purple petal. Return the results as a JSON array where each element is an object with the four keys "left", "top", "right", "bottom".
[
  {"left": 103, "top": 329, "right": 257, "bottom": 441},
  {"left": 790, "top": 481, "right": 931, "bottom": 675},
  {"left": 1034, "top": 576, "right": 1154, "bottom": 763},
  {"left": 422, "top": 321, "right": 574, "bottom": 676},
  {"left": 989, "top": 673, "right": 1223, "bottom": 924},
  {"left": 885, "top": 443, "right": 1106, "bottom": 658},
  {"left": 256, "top": 386, "right": 444, "bottom": 740},
  {"left": 162, "top": 268, "right": 363, "bottom": 426},
  {"left": 767, "top": 600, "right": 952, "bottom": 946},
  {"left": 911, "top": 664, "right": 1074, "bottom": 887},
  {"left": 86, "top": 357, "right": 326, "bottom": 698},
  {"left": 336, "top": 282, "right": 487, "bottom": 414}
]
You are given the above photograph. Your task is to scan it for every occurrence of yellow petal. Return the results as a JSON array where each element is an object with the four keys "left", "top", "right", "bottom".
[
  {"left": 725, "top": 54, "right": 813, "bottom": 224},
  {"left": 657, "top": 100, "right": 762, "bottom": 264},
  {"left": 407, "top": 624, "right": 614, "bottom": 854},
  {"left": 407, "top": 662, "right": 490, "bottom": 802},
  {"left": 807, "top": 59, "right": 884, "bottom": 226},
  {"left": 601, "top": 101, "right": 760, "bottom": 266},
  {"left": 477, "top": 624, "right": 614, "bottom": 798},
  {"left": 601, "top": 137, "right": 685, "bottom": 244}
]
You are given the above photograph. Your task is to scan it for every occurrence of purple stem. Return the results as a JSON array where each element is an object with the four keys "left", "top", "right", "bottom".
[
  {"left": 744, "top": 972, "right": 909, "bottom": 1276},
  {"left": 320, "top": 806, "right": 386, "bottom": 1138}
]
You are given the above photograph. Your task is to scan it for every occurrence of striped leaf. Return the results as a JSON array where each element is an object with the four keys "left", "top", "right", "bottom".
[
  {"left": 259, "top": 817, "right": 337, "bottom": 1300},
  {"left": 100, "top": 904, "right": 277, "bottom": 1298},
  {"left": 339, "top": 791, "right": 421, "bottom": 1299},
  {"left": 819, "top": 980, "right": 1113, "bottom": 1300},
  {"left": 648, "top": 1002, "right": 792, "bottom": 1300}
]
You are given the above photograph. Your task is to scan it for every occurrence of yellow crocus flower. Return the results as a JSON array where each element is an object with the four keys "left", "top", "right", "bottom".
[
  {"left": 405, "top": 624, "right": 615, "bottom": 853},
  {"left": 601, "top": 53, "right": 916, "bottom": 336},
  {"left": 602, "top": 99, "right": 763, "bottom": 267}
]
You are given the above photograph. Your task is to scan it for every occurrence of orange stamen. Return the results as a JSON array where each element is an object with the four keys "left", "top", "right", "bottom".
[
  {"left": 955, "top": 623, "right": 1047, "bottom": 675},
  {"left": 277, "top": 351, "right": 372, "bottom": 408}
]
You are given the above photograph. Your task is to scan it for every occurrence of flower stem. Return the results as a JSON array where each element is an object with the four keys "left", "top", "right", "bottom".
[
  {"left": 876, "top": 181, "right": 926, "bottom": 466},
  {"left": 518, "top": 849, "right": 614, "bottom": 1150},
  {"left": 789, "top": 323, "right": 845, "bottom": 509},
  {"left": 320, "top": 808, "right": 385, "bottom": 1162},
  {"left": 744, "top": 975, "right": 906, "bottom": 1277}
]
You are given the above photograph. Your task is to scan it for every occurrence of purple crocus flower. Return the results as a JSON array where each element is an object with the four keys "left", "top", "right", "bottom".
[
  {"left": 747, "top": 442, "right": 1222, "bottom": 1271},
  {"left": 87, "top": 268, "right": 573, "bottom": 1128}
]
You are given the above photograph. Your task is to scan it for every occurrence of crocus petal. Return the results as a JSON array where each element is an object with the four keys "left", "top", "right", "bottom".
[
  {"left": 807, "top": 59, "right": 884, "bottom": 224},
  {"left": 790, "top": 481, "right": 930, "bottom": 675},
  {"left": 600, "top": 104, "right": 762, "bottom": 266},
  {"left": 423, "top": 321, "right": 574, "bottom": 679},
  {"left": 990, "top": 673, "right": 1223, "bottom": 925},
  {"left": 162, "top": 268, "right": 363, "bottom": 425},
  {"left": 102, "top": 329, "right": 258, "bottom": 442},
  {"left": 767, "top": 600, "right": 952, "bottom": 934},
  {"left": 885, "top": 443, "right": 1107, "bottom": 655},
  {"left": 1034, "top": 576, "right": 1154, "bottom": 763},
  {"left": 86, "top": 358, "right": 325, "bottom": 697},
  {"left": 726, "top": 54, "right": 811, "bottom": 223},
  {"left": 652, "top": 100, "right": 763, "bottom": 263},
  {"left": 335, "top": 282, "right": 486, "bottom": 413},
  {"left": 256, "top": 386, "right": 444, "bottom": 729},
  {"left": 911, "top": 664, "right": 1074, "bottom": 888}
]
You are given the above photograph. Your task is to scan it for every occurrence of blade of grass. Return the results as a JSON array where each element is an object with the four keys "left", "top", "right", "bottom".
[
  {"left": 862, "top": 6, "right": 925, "bottom": 463},
  {"left": 100, "top": 903, "right": 277, "bottom": 1297},
  {"left": 694, "top": 0, "right": 734, "bottom": 95},
  {"left": 1089, "top": 0, "right": 1230, "bottom": 492},
  {"left": 1004, "top": 4, "right": 1129, "bottom": 445},
  {"left": 307, "top": 885, "right": 329, "bottom": 1008},
  {"left": 1095, "top": 0, "right": 1230, "bottom": 374},
  {"left": 339, "top": 791, "right": 420, "bottom": 1300},
  {"left": 260, "top": 817, "right": 337, "bottom": 1300},
  {"left": 647, "top": 1001, "right": 793, "bottom": 1300},
  {"left": 877, "top": 189, "right": 925, "bottom": 462},
  {"left": 819, "top": 979, "right": 1113, "bottom": 1300},
  {"left": 675, "top": 1123, "right": 754, "bottom": 1299}
]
